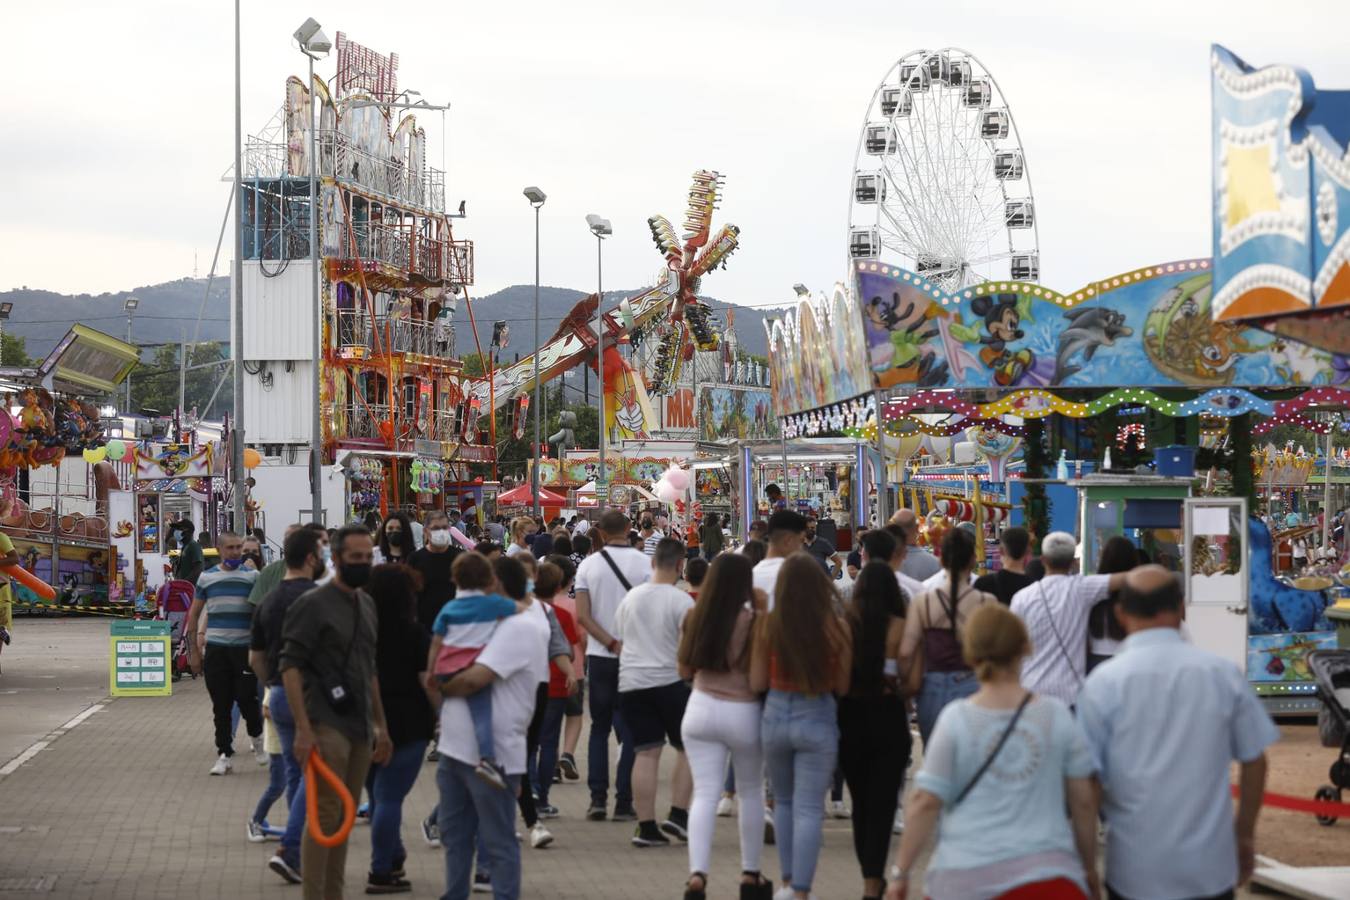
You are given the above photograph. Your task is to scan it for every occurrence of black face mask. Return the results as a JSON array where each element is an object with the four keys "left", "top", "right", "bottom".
[
  {"left": 243, "top": 552, "right": 263, "bottom": 567},
  {"left": 339, "top": 562, "right": 371, "bottom": 588}
]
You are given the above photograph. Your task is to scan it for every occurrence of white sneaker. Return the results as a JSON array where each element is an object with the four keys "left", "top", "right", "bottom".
[
  {"left": 716, "top": 795, "right": 735, "bottom": 817},
  {"left": 828, "top": 799, "right": 850, "bottom": 819},
  {"left": 252, "top": 735, "right": 268, "bottom": 767},
  {"left": 772, "top": 887, "right": 795, "bottom": 900},
  {"left": 892, "top": 807, "right": 904, "bottom": 835},
  {"left": 246, "top": 819, "right": 268, "bottom": 843},
  {"left": 529, "top": 823, "right": 553, "bottom": 849},
  {"left": 209, "top": 754, "right": 232, "bottom": 776}
]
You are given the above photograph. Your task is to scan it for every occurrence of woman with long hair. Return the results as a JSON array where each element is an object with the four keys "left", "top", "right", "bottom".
[
  {"left": 363, "top": 563, "right": 434, "bottom": 893},
  {"left": 884, "top": 604, "right": 1099, "bottom": 900},
  {"left": 676, "top": 554, "right": 772, "bottom": 900},
  {"left": 899, "top": 528, "right": 998, "bottom": 745},
  {"left": 374, "top": 512, "right": 416, "bottom": 566},
  {"left": 1087, "top": 536, "right": 1136, "bottom": 673},
  {"left": 838, "top": 561, "right": 911, "bottom": 900},
  {"left": 750, "top": 554, "right": 852, "bottom": 900}
]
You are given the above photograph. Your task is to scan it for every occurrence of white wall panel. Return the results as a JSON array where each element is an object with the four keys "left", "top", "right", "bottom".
[
  {"left": 242, "top": 363, "right": 312, "bottom": 445},
  {"left": 240, "top": 260, "right": 315, "bottom": 361}
]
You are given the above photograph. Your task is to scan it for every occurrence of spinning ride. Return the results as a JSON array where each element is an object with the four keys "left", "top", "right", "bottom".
[{"left": 848, "top": 48, "right": 1039, "bottom": 292}]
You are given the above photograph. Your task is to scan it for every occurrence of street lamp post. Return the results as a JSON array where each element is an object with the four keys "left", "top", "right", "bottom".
[
  {"left": 524, "top": 187, "right": 547, "bottom": 516},
  {"left": 232, "top": 0, "right": 246, "bottom": 532},
  {"left": 124, "top": 296, "right": 140, "bottom": 414},
  {"left": 586, "top": 215, "right": 612, "bottom": 500},
  {"left": 0, "top": 302, "right": 12, "bottom": 367},
  {"left": 295, "top": 17, "right": 332, "bottom": 527}
]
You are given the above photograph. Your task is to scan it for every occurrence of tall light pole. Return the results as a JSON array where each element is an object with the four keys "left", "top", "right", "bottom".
[
  {"left": 124, "top": 296, "right": 139, "bottom": 414},
  {"left": 231, "top": 0, "right": 247, "bottom": 532},
  {"left": 524, "top": 187, "right": 547, "bottom": 516},
  {"left": 0, "top": 302, "right": 12, "bottom": 367},
  {"left": 586, "top": 215, "right": 612, "bottom": 500},
  {"left": 296, "top": 17, "right": 331, "bottom": 527}
]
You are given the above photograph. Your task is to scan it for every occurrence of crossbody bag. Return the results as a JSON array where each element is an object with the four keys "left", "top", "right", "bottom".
[
  {"left": 1036, "top": 581, "right": 1084, "bottom": 692},
  {"left": 951, "top": 692, "right": 1034, "bottom": 806}
]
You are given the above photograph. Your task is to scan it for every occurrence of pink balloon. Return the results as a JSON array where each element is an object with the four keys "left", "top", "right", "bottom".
[
  {"left": 665, "top": 465, "right": 690, "bottom": 491},
  {"left": 449, "top": 526, "right": 477, "bottom": 550}
]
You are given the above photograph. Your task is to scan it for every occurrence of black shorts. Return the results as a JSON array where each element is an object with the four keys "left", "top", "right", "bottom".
[
  {"left": 619, "top": 681, "right": 691, "bottom": 751},
  {"left": 565, "top": 678, "right": 586, "bottom": 717}
]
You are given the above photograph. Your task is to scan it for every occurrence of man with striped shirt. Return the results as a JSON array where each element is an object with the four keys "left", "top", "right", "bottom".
[{"left": 186, "top": 531, "right": 264, "bottom": 775}]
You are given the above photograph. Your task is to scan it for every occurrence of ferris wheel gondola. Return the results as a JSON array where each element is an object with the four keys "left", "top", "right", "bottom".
[{"left": 847, "top": 48, "right": 1040, "bottom": 291}]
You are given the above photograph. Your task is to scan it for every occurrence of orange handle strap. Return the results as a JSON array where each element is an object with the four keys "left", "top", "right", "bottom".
[{"left": 305, "top": 749, "right": 356, "bottom": 848}]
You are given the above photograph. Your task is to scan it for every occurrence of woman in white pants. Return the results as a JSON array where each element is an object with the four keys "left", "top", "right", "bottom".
[{"left": 677, "top": 553, "right": 773, "bottom": 900}]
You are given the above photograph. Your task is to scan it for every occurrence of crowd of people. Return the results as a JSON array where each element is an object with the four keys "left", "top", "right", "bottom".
[{"left": 180, "top": 496, "right": 1281, "bottom": 900}]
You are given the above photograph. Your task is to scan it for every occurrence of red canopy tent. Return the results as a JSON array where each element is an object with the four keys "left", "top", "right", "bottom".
[{"left": 496, "top": 484, "right": 567, "bottom": 518}]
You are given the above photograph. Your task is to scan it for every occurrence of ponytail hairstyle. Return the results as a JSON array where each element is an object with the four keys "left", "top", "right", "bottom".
[
  {"left": 941, "top": 526, "right": 976, "bottom": 604},
  {"left": 961, "top": 603, "right": 1030, "bottom": 682}
]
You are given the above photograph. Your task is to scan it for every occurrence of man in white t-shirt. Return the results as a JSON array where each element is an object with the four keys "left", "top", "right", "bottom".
[
  {"left": 753, "top": 509, "right": 809, "bottom": 610},
  {"left": 575, "top": 510, "right": 652, "bottom": 821},
  {"left": 1010, "top": 531, "right": 1129, "bottom": 707},
  {"left": 614, "top": 537, "right": 695, "bottom": 847},
  {"left": 436, "top": 553, "right": 550, "bottom": 899}
]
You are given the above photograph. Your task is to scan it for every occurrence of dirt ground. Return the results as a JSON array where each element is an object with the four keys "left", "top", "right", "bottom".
[{"left": 1251, "top": 722, "right": 1350, "bottom": 867}]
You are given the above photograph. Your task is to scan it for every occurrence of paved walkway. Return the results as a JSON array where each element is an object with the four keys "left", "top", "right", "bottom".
[{"left": 0, "top": 621, "right": 875, "bottom": 899}]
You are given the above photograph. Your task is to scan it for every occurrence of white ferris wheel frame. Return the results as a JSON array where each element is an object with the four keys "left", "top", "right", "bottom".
[{"left": 847, "top": 47, "right": 1040, "bottom": 291}]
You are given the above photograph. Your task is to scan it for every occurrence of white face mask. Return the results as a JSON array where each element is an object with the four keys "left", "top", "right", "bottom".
[{"left": 428, "top": 528, "right": 452, "bottom": 547}]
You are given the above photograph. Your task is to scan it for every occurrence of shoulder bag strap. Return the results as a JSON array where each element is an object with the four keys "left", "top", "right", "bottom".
[
  {"left": 597, "top": 549, "right": 634, "bottom": 592},
  {"left": 1037, "top": 581, "right": 1083, "bottom": 690},
  {"left": 952, "top": 692, "right": 1033, "bottom": 806}
]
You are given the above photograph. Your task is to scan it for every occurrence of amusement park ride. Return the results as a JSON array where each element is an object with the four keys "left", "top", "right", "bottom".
[{"left": 466, "top": 170, "right": 740, "bottom": 441}]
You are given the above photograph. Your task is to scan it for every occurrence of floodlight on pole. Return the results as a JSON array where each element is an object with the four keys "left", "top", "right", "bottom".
[
  {"left": 297, "top": 16, "right": 327, "bottom": 527},
  {"left": 792, "top": 283, "right": 809, "bottom": 297},
  {"left": 524, "top": 186, "right": 546, "bottom": 516},
  {"left": 125, "top": 296, "right": 140, "bottom": 414},
  {"left": 586, "top": 215, "right": 611, "bottom": 499}
]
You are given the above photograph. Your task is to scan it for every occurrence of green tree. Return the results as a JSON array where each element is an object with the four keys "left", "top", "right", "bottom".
[
  {"left": 0, "top": 332, "right": 35, "bottom": 368},
  {"left": 130, "top": 342, "right": 232, "bottom": 418}
]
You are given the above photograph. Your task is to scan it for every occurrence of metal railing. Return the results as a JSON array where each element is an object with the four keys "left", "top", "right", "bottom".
[
  {"left": 345, "top": 402, "right": 392, "bottom": 439},
  {"left": 244, "top": 132, "right": 445, "bottom": 214}
]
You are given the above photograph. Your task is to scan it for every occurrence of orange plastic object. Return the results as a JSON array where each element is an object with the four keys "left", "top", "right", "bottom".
[
  {"left": 305, "top": 748, "right": 356, "bottom": 848},
  {"left": 4, "top": 564, "right": 55, "bottom": 601}
]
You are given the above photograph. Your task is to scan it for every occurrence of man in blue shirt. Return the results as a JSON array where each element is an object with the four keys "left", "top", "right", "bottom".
[
  {"left": 186, "top": 531, "right": 263, "bottom": 775},
  {"left": 1077, "top": 566, "right": 1278, "bottom": 900}
]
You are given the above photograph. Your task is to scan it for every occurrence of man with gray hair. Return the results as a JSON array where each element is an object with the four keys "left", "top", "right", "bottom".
[{"left": 1009, "top": 531, "right": 1130, "bottom": 707}]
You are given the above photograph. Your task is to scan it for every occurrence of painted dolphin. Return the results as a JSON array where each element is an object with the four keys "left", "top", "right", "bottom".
[{"left": 1051, "top": 307, "right": 1134, "bottom": 385}]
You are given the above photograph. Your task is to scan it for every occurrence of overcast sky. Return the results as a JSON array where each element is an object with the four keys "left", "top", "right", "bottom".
[{"left": 4, "top": 1, "right": 1347, "bottom": 308}]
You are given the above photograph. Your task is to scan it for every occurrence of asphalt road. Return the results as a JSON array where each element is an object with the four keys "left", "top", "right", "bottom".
[{"left": 0, "top": 618, "right": 111, "bottom": 767}]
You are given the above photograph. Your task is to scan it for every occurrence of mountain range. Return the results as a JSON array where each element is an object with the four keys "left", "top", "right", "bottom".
[{"left": 0, "top": 279, "right": 775, "bottom": 360}]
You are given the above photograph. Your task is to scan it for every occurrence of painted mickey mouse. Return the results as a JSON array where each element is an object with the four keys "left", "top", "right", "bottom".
[{"left": 965, "top": 293, "right": 1036, "bottom": 386}]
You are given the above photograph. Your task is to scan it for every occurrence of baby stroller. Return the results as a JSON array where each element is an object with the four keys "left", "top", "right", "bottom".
[
  {"left": 1308, "top": 649, "right": 1350, "bottom": 825},
  {"left": 156, "top": 579, "right": 196, "bottom": 682}
]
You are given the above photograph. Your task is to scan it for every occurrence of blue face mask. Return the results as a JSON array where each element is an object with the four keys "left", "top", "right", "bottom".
[
  {"left": 221, "top": 556, "right": 242, "bottom": 570},
  {"left": 526, "top": 579, "right": 535, "bottom": 595}
]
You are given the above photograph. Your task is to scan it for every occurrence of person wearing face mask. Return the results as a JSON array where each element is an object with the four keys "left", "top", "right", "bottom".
[
  {"left": 249, "top": 526, "right": 327, "bottom": 883},
  {"left": 242, "top": 535, "right": 266, "bottom": 571},
  {"left": 172, "top": 518, "right": 205, "bottom": 588},
  {"left": 280, "top": 526, "right": 393, "bottom": 900},
  {"left": 375, "top": 512, "right": 417, "bottom": 566},
  {"left": 409, "top": 511, "right": 462, "bottom": 634},
  {"left": 185, "top": 532, "right": 265, "bottom": 775}
]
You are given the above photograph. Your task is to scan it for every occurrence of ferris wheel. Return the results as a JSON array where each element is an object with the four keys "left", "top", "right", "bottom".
[{"left": 847, "top": 48, "right": 1039, "bottom": 292}]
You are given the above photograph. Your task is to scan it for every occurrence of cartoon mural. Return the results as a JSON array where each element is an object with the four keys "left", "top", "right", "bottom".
[
  {"left": 765, "top": 283, "right": 872, "bottom": 418},
  {"left": 851, "top": 260, "right": 1345, "bottom": 392},
  {"left": 1210, "top": 44, "right": 1350, "bottom": 350},
  {"left": 698, "top": 387, "right": 779, "bottom": 442}
]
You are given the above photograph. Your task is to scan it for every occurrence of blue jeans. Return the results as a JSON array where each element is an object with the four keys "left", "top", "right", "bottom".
[
  {"left": 534, "top": 696, "right": 567, "bottom": 806},
  {"left": 436, "top": 757, "right": 520, "bottom": 900},
  {"left": 585, "top": 656, "right": 633, "bottom": 808},
  {"left": 267, "top": 685, "right": 307, "bottom": 856},
  {"left": 916, "top": 670, "right": 978, "bottom": 746},
  {"left": 468, "top": 688, "right": 495, "bottom": 760},
  {"left": 252, "top": 753, "right": 286, "bottom": 824},
  {"left": 762, "top": 690, "right": 838, "bottom": 894},
  {"left": 366, "top": 741, "right": 424, "bottom": 875}
]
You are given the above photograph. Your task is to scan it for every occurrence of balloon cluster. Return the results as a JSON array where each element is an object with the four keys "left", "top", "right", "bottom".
[
  {"left": 652, "top": 463, "right": 690, "bottom": 503},
  {"left": 1, "top": 389, "right": 109, "bottom": 469},
  {"left": 410, "top": 459, "right": 444, "bottom": 495}
]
